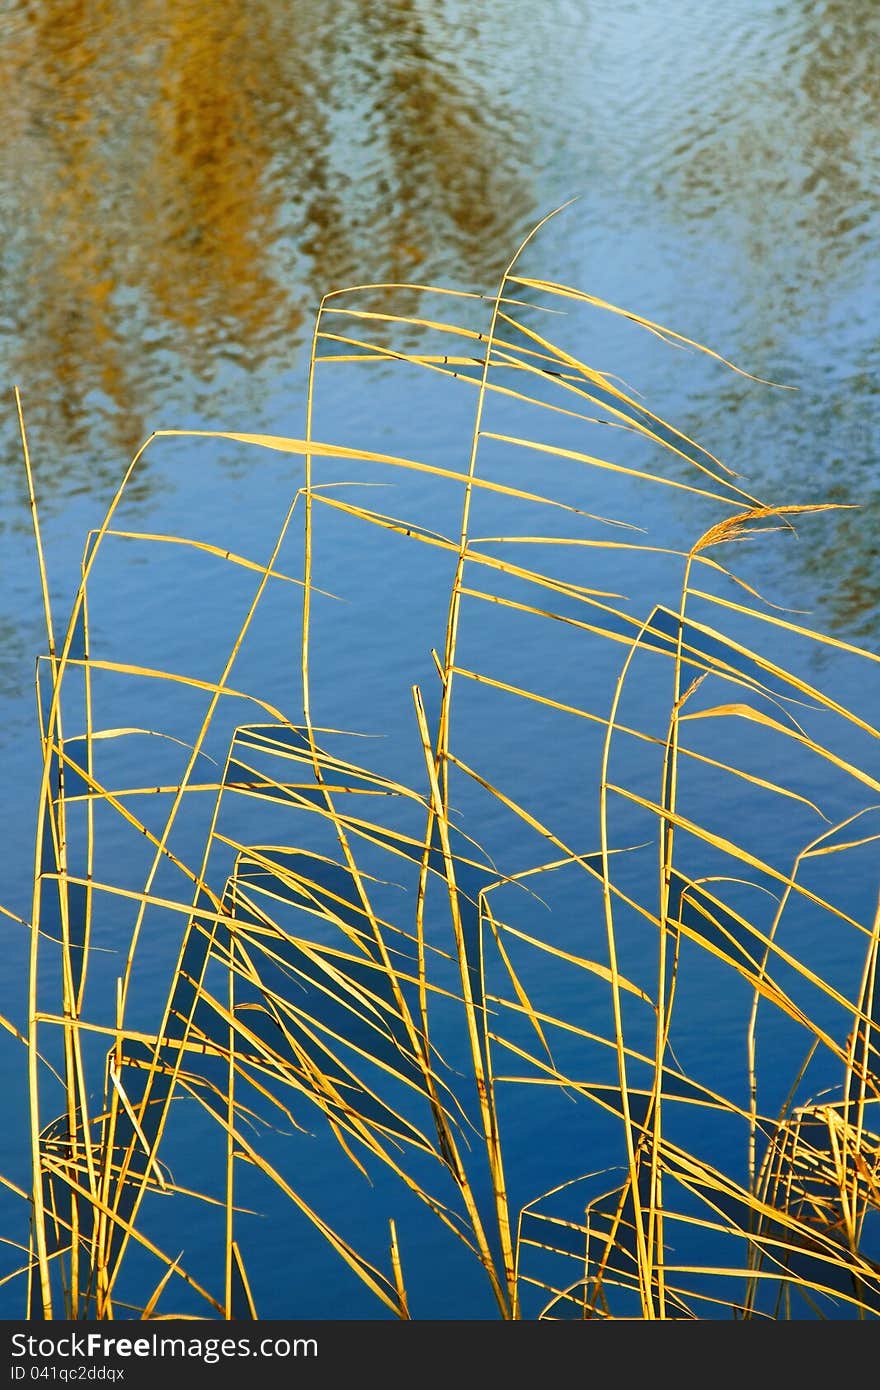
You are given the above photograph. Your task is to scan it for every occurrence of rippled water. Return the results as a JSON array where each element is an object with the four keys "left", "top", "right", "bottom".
[
  {"left": 0, "top": 1, "right": 876, "bottom": 646},
  {"left": 0, "top": 0, "right": 877, "bottom": 1319}
]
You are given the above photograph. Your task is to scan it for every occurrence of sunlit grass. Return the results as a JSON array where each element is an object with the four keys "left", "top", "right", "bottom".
[{"left": 4, "top": 209, "right": 879, "bottom": 1320}]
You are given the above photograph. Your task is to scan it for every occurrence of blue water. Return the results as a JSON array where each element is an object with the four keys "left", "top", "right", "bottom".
[{"left": 0, "top": 0, "right": 878, "bottom": 1320}]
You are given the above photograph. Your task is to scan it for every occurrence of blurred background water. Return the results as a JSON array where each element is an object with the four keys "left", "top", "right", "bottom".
[{"left": 0, "top": 0, "right": 877, "bottom": 1319}]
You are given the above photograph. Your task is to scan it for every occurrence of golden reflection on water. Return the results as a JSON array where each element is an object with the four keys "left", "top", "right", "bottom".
[
  {"left": 1, "top": 0, "right": 527, "bottom": 467},
  {"left": 0, "top": 0, "right": 876, "bottom": 640}
]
